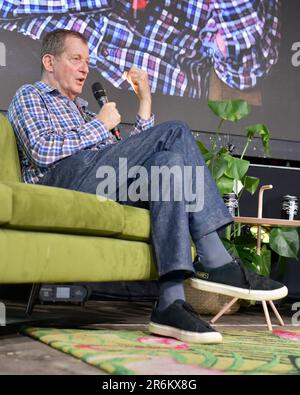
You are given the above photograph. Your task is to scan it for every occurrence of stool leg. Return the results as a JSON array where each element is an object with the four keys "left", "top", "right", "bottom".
[
  {"left": 210, "top": 297, "right": 239, "bottom": 324},
  {"left": 262, "top": 300, "right": 273, "bottom": 331},
  {"left": 268, "top": 300, "right": 285, "bottom": 326}
]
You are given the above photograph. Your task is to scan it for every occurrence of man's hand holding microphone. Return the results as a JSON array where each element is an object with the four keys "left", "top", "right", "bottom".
[{"left": 96, "top": 102, "right": 121, "bottom": 132}]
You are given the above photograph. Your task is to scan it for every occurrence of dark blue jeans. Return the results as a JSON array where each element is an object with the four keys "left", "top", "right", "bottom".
[{"left": 39, "top": 121, "right": 232, "bottom": 277}]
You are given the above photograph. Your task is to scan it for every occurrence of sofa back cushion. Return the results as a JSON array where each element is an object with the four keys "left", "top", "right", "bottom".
[
  {"left": 3, "top": 181, "right": 125, "bottom": 236},
  {"left": 0, "top": 114, "right": 22, "bottom": 182},
  {"left": 0, "top": 181, "right": 152, "bottom": 241}
]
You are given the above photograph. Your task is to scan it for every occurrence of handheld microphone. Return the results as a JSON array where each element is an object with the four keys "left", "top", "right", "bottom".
[{"left": 92, "top": 82, "right": 122, "bottom": 140}]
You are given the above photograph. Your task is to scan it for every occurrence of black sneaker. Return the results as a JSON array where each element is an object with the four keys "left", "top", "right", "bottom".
[
  {"left": 189, "top": 257, "right": 288, "bottom": 301},
  {"left": 148, "top": 299, "right": 223, "bottom": 344}
]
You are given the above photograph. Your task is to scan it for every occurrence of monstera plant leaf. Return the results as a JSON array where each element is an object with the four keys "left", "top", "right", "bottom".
[
  {"left": 246, "top": 124, "right": 270, "bottom": 156},
  {"left": 208, "top": 100, "right": 251, "bottom": 122},
  {"left": 208, "top": 154, "right": 228, "bottom": 180},
  {"left": 270, "top": 227, "right": 299, "bottom": 258},
  {"left": 242, "top": 175, "right": 260, "bottom": 195},
  {"left": 224, "top": 156, "right": 249, "bottom": 179},
  {"left": 216, "top": 175, "right": 234, "bottom": 196}
]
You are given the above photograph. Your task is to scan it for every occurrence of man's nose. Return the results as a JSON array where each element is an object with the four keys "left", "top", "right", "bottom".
[{"left": 79, "top": 61, "right": 89, "bottom": 74}]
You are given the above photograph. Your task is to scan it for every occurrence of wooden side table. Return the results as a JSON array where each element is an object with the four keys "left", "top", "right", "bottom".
[{"left": 211, "top": 185, "right": 300, "bottom": 330}]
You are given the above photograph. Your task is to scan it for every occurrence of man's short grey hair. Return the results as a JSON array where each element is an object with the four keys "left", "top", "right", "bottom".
[{"left": 41, "top": 29, "right": 88, "bottom": 72}]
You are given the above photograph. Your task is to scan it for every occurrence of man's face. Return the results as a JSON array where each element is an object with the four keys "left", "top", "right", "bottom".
[{"left": 51, "top": 36, "right": 90, "bottom": 100}]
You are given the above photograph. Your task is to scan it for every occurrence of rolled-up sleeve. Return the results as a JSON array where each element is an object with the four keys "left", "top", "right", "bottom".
[{"left": 129, "top": 113, "right": 155, "bottom": 136}]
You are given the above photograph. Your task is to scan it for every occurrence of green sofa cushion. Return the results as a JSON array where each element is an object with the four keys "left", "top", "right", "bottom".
[
  {"left": 0, "top": 183, "right": 12, "bottom": 224},
  {"left": 0, "top": 228, "right": 157, "bottom": 283},
  {"left": 3, "top": 182, "right": 125, "bottom": 236},
  {"left": 121, "top": 205, "right": 150, "bottom": 242},
  {"left": 0, "top": 114, "right": 22, "bottom": 182}
]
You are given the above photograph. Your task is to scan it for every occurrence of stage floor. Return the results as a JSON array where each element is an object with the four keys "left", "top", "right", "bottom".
[{"left": 0, "top": 299, "right": 298, "bottom": 375}]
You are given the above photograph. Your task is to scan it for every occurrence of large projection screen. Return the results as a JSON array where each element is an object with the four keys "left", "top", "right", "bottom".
[{"left": 0, "top": 0, "right": 299, "bottom": 143}]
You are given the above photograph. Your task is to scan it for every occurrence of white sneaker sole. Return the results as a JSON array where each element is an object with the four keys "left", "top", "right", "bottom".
[
  {"left": 148, "top": 322, "right": 223, "bottom": 344},
  {"left": 188, "top": 278, "right": 288, "bottom": 301}
]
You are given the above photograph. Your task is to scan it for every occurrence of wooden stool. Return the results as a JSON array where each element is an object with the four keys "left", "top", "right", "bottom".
[
  {"left": 210, "top": 297, "right": 284, "bottom": 331},
  {"left": 211, "top": 185, "right": 300, "bottom": 331}
]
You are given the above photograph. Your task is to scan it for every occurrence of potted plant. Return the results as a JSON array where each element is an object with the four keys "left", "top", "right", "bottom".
[{"left": 196, "top": 99, "right": 300, "bottom": 278}]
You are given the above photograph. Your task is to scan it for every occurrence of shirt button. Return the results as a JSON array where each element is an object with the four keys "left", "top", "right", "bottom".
[{"left": 101, "top": 46, "right": 109, "bottom": 57}]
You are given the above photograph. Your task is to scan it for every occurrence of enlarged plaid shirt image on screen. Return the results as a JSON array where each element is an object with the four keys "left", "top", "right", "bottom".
[{"left": 0, "top": 0, "right": 281, "bottom": 99}]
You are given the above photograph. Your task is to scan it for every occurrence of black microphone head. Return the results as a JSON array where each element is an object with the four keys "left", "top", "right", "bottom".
[{"left": 92, "top": 82, "right": 106, "bottom": 100}]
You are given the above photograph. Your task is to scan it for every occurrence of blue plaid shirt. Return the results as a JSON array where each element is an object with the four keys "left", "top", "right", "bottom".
[
  {"left": 0, "top": 0, "right": 281, "bottom": 98},
  {"left": 8, "top": 81, "right": 155, "bottom": 184}
]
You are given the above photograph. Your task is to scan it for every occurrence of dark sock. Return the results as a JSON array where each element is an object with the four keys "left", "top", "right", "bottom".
[
  {"left": 158, "top": 271, "right": 185, "bottom": 311},
  {"left": 195, "top": 231, "right": 232, "bottom": 268}
]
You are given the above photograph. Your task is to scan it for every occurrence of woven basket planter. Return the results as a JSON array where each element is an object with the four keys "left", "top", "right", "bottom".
[{"left": 184, "top": 281, "right": 240, "bottom": 315}]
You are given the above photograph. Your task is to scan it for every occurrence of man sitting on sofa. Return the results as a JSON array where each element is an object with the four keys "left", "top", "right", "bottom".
[{"left": 8, "top": 29, "right": 287, "bottom": 344}]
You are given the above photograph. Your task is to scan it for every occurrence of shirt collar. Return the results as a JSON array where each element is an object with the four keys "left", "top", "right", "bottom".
[
  {"left": 75, "top": 96, "right": 88, "bottom": 109},
  {"left": 35, "top": 81, "right": 88, "bottom": 109}
]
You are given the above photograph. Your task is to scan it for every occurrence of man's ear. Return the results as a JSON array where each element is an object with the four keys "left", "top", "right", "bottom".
[{"left": 42, "top": 54, "right": 55, "bottom": 73}]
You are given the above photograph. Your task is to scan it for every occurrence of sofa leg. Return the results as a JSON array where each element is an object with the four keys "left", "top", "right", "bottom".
[{"left": 26, "top": 284, "right": 41, "bottom": 316}]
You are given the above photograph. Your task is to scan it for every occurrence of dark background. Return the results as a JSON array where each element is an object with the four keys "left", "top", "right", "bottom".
[{"left": 0, "top": 1, "right": 300, "bottom": 148}]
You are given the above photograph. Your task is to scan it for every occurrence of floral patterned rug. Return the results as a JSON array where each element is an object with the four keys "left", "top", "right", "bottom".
[{"left": 22, "top": 327, "right": 300, "bottom": 375}]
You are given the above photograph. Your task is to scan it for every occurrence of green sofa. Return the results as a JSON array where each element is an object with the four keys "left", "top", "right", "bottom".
[{"left": 0, "top": 113, "right": 159, "bottom": 285}]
